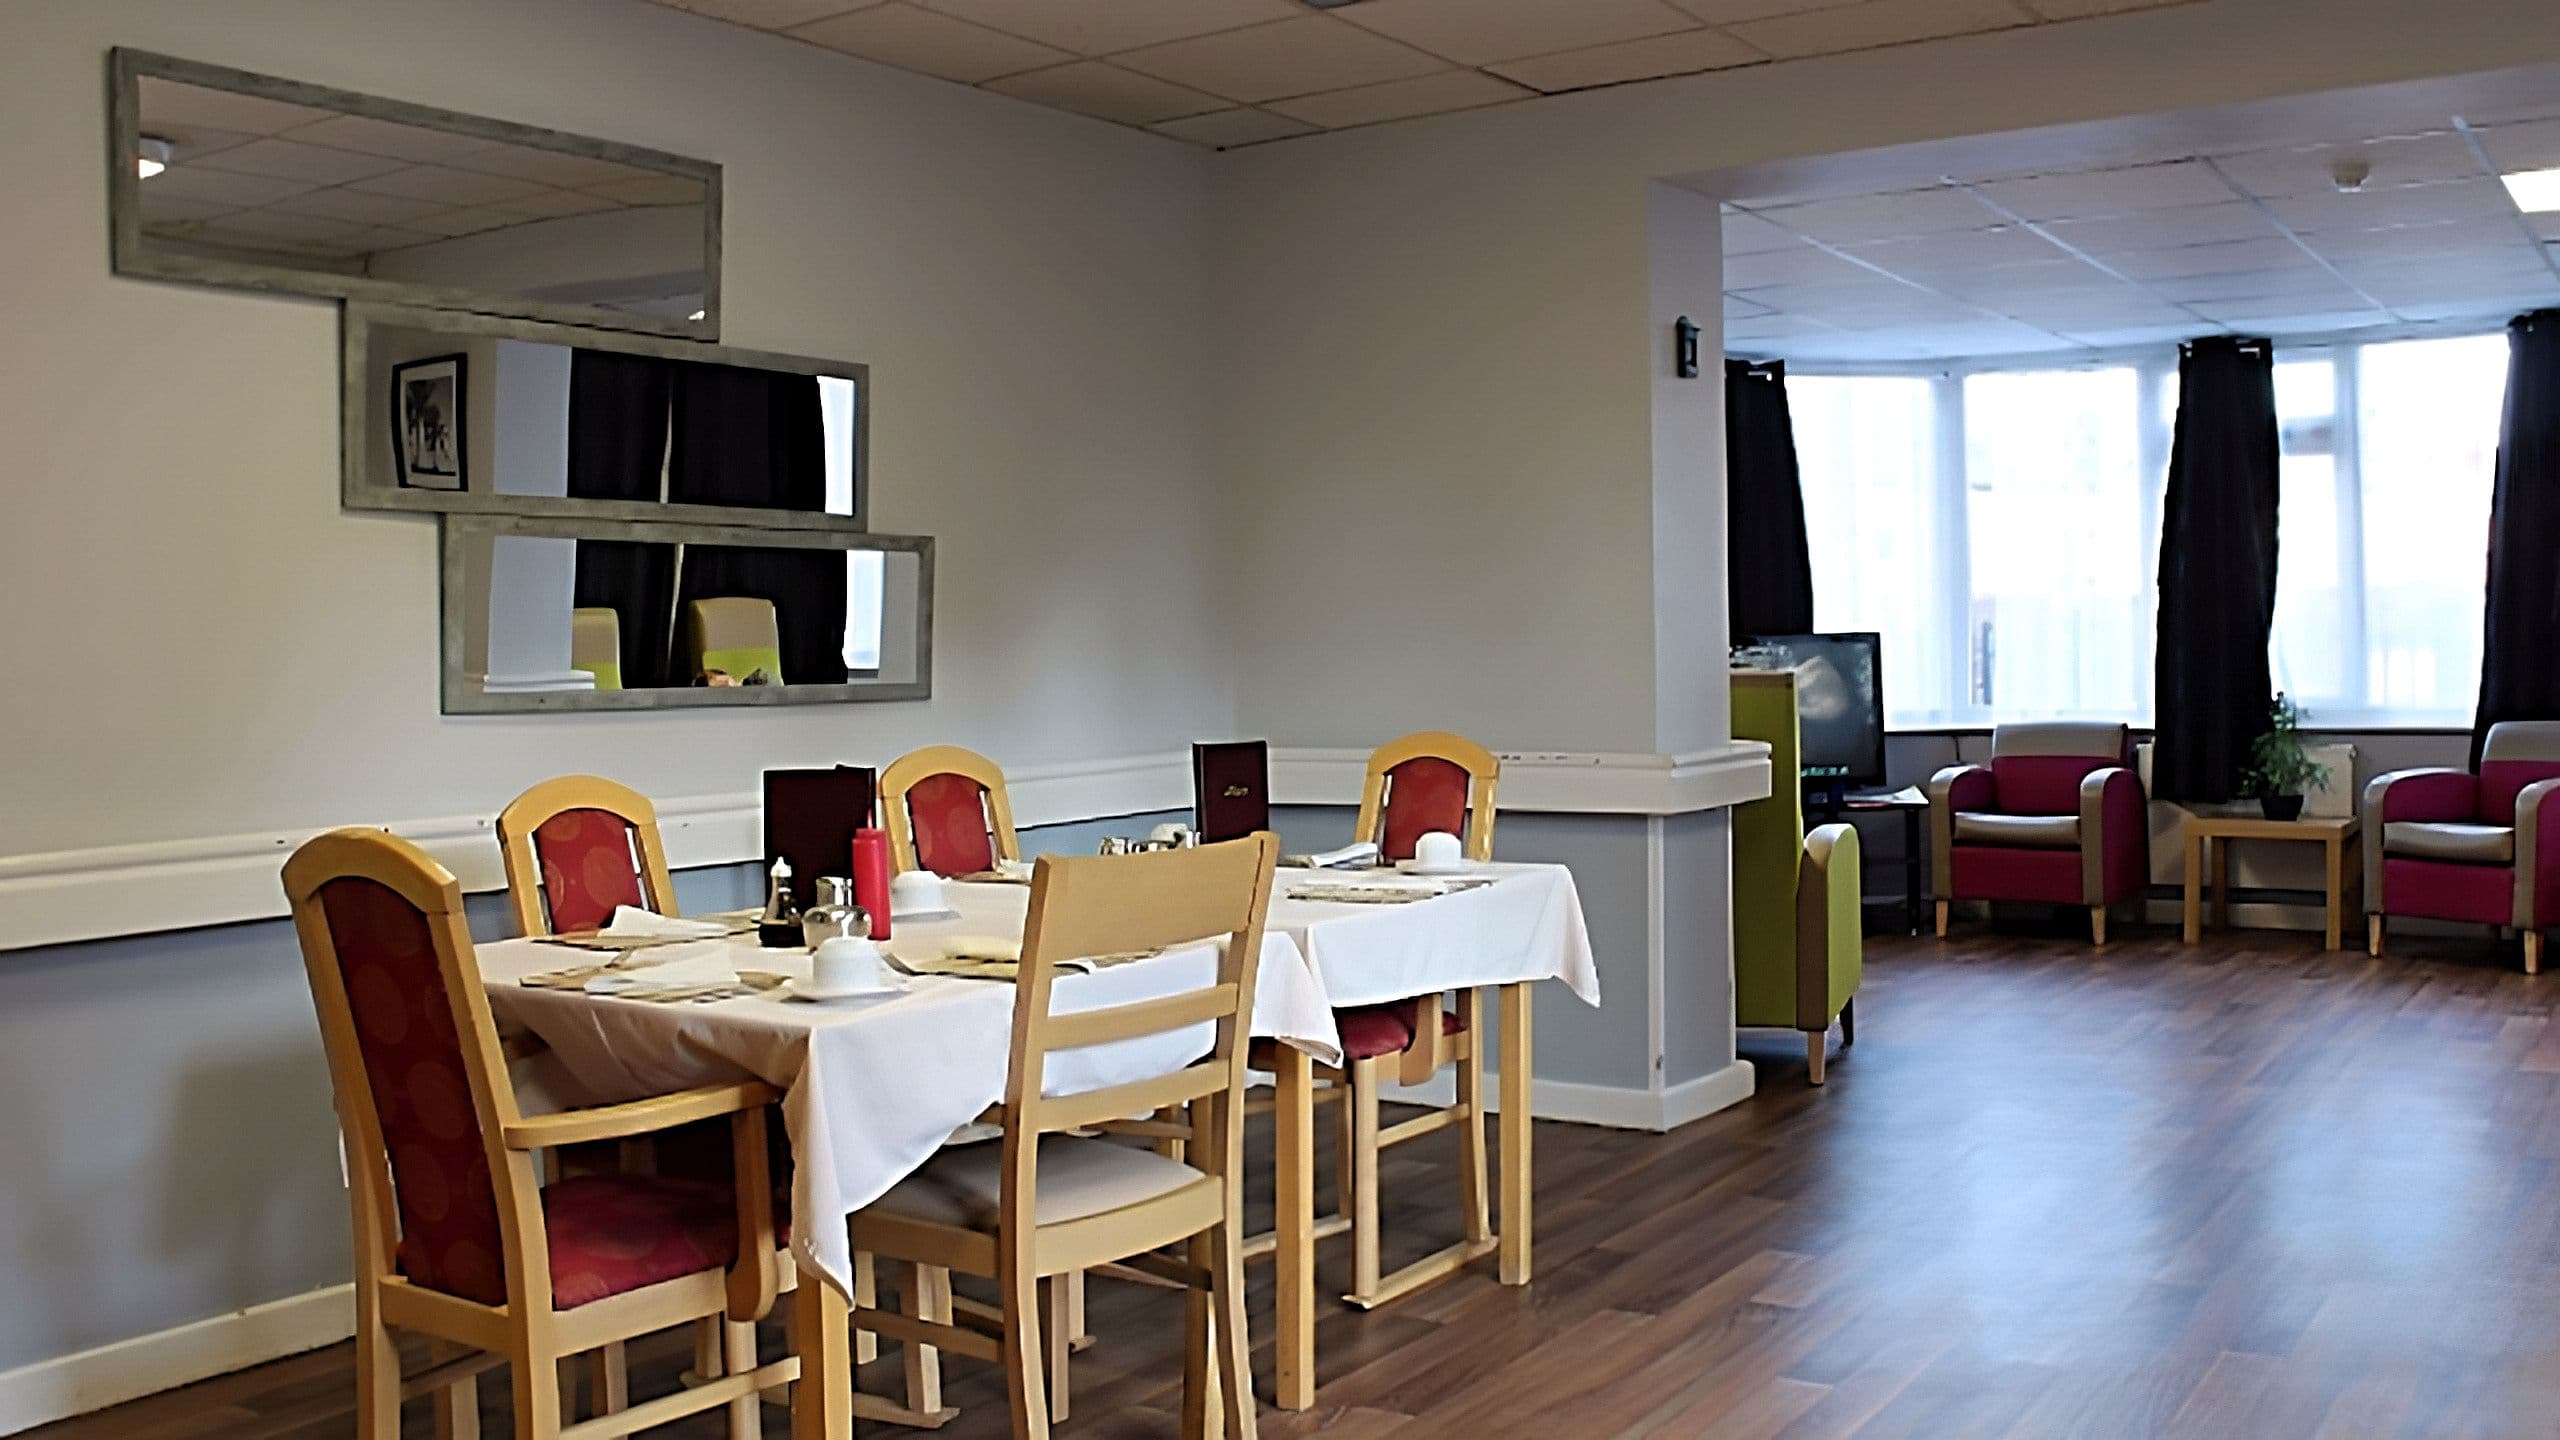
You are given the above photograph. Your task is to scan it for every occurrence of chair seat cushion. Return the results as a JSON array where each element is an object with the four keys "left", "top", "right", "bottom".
[
  {"left": 1334, "top": 1003, "right": 1467, "bottom": 1062},
  {"left": 1953, "top": 812, "right": 2082, "bottom": 849},
  {"left": 2384, "top": 820, "right": 2515, "bottom": 864},
  {"left": 403, "top": 1173, "right": 742, "bottom": 1311},
  {"left": 869, "top": 1135, "right": 1207, "bottom": 1232}
]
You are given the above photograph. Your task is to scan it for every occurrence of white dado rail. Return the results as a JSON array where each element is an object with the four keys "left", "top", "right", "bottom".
[{"left": 0, "top": 742, "right": 1770, "bottom": 951}]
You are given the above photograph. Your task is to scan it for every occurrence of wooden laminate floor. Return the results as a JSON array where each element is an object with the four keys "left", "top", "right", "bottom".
[{"left": 38, "top": 921, "right": 2560, "bottom": 1440}]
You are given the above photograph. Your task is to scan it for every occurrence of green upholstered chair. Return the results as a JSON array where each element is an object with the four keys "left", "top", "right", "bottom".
[
  {"left": 569, "top": 606, "right": 622, "bottom": 691},
  {"left": 684, "top": 596, "right": 784, "bottom": 686},
  {"left": 1731, "top": 669, "right": 1863, "bottom": 1085}
]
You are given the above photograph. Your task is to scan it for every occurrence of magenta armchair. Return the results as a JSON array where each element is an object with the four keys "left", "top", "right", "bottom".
[
  {"left": 1928, "top": 722, "right": 2149, "bottom": 946},
  {"left": 2365, "top": 721, "right": 2560, "bottom": 973}
]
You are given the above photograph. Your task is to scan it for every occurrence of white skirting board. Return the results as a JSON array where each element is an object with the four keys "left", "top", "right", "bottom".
[
  {"left": 0, "top": 1284, "right": 353, "bottom": 1437},
  {"left": 1380, "top": 1057, "right": 1756, "bottom": 1133}
]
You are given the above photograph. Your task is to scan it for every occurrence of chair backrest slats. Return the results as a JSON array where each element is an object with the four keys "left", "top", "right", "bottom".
[
  {"left": 879, "top": 745, "right": 1021, "bottom": 877},
  {"left": 496, "top": 775, "right": 679, "bottom": 937},
  {"left": 1035, "top": 1062, "right": 1230, "bottom": 1136},
  {"left": 1040, "top": 984, "right": 1241, "bottom": 1055},
  {"left": 1354, "top": 732, "right": 1500, "bottom": 863}
]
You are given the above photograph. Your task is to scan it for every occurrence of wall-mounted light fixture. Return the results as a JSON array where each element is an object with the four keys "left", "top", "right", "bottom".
[
  {"left": 135, "top": 136, "right": 173, "bottom": 179},
  {"left": 1675, "top": 316, "right": 1701, "bottom": 379}
]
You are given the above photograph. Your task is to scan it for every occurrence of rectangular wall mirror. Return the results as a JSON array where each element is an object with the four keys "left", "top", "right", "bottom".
[
  {"left": 111, "top": 50, "right": 720, "bottom": 338},
  {"left": 442, "top": 517, "right": 931, "bottom": 714},
  {"left": 346, "top": 304, "right": 867, "bottom": 527}
]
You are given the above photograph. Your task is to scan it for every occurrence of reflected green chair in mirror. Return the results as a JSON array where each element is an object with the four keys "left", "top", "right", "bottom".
[
  {"left": 570, "top": 607, "right": 622, "bottom": 691},
  {"left": 1731, "top": 669, "right": 1864, "bottom": 1085},
  {"left": 685, "top": 597, "right": 784, "bottom": 686}
]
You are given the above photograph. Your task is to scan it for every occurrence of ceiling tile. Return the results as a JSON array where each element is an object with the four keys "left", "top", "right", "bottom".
[
  {"left": 136, "top": 191, "right": 233, "bottom": 225},
  {"left": 1724, "top": 0, "right": 2036, "bottom": 61},
  {"left": 1114, "top": 16, "right": 1448, "bottom": 104},
  {"left": 489, "top": 188, "right": 626, "bottom": 219},
  {"left": 190, "top": 137, "right": 413, "bottom": 186},
  {"left": 2041, "top": 201, "right": 2279, "bottom": 253},
  {"left": 1490, "top": 28, "right": 1767, "bottom": 93},
  {"left": 194, "top": 209, "right": 367, "bottom": 244},
  {"left": 272, "top": 113, "right": 499, "bottom": 164},
  {"left": 917, "top": 0, "right": 1299, "bottom": 54},
  {"left": 1337, "top": 0, "right": 1702, "bottom": 67},
  {"left": 1926, "top": 258, "right": 2117, "bottom": 300},
  {"left": 142, "top": 167, "right": 316, "bottom": 208},
  {"left": 2471, "top": 118, "right": 2560, "bottom": 176},
  {"left": 447, "top": 146, "right": 657, "bottom": 188},
  {"left": 2301, "top": 216, "right": 2522, "bottom": 263},
  {"left": 137, "top": 78, "right": 335, "bottom": 136},
  {"left": 1971, "top": 160, "right": 2239, "bottom": 220},
  {"left": 2263, "top": 177, "right": 2517, "bottom": 234},
  {"left": 1149, "top": 107, "right": 1318, "bottom": 148},
  {"left": 403, "top": 207, "right": 526, "bottom": 238},
  {"left": 582, "top": 174, "right": 712, "bottom": 205},
  {"left": 270, "top": 187, "right": 449, "bottom": 226},
  {"left": 2102, "top": 235, "right": 2316, "bottom": 280},
  {"left": 1669, "top": 0, "right": 1878, "bottom": 20},
  {"left": 1723, "top": 245, "right": 1879, "bottom": 289},
  {"left": 2148, "top": 268, "right": 2366, "bottom": 304},
  {"left": 1844, "top": 224, "right": 2076, "bottom": 276},
  {"left": 790, "top": 1, "right": 1073, "bottom": 82},
  {"left": 2211, "top": 131, "right": 2483, "bottom": 199},
  {"left": 351, "top": 166, "right": 553, "bottom": 206},
  {"left": 657, "top": 0, "right": 881, "bottom": 25},
  {"left": 341, "top": 226, "right": 441, "bottom": 254},
  {"left": 2018, "top": 0, "right": 2191, "bottom": 16},
  {"left": 984, "top": 61, "right": 1228, "bottom": 126},
  {"left": 1753, "top": 187, "right": 2008, "bottom": 244},
  {"left": 1268, "top": 70, "right": 1531, "bottom": 129},
  {"left": 1722, "top": 208, "right": 1802, "bottom": 255}
]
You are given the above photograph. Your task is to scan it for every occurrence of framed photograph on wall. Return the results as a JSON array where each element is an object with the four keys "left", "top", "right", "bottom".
[{"left": 391, "top": 354, "right": 467, "bottom": 491}]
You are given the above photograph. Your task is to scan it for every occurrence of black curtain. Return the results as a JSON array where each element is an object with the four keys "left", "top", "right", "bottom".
[
  {"left": 1726, "top": 359, "right": 1815, "bottom": 643},
  {"left": 567, "top": 350, "right": 677, "bottom": 687},
  {"left": 2153, "top": 336, "right": 2281, "bottom": 803},
  {"left": 2472, "top": 310, "right": 2560, "bottom": 760},
  {"left": 668, "top": 361, "right": 829, "bottom": 512}
]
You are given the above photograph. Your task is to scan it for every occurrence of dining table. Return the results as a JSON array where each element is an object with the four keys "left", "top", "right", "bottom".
[{"left": 476, "top": 859, "right": 1597, "bottom": 1436}]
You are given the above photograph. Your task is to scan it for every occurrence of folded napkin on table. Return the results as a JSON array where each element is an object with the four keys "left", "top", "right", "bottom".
[{"left": 603, "top": 907, "right": 732, "bottom": 939}]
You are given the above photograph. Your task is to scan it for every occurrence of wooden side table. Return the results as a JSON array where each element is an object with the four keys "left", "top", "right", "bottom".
[{"left": 2181, "top": 813, "right": 2361, "bottom": 950}]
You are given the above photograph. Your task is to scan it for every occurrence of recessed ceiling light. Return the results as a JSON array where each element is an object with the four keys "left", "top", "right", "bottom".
[
  {"left": 2502, "top": 167, "right": 2560, "bottom": 213},
  {"left": 136, "top": 136, "right": 174, "bottom": 180}
]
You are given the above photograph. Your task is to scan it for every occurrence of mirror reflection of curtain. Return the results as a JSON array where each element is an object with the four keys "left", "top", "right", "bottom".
[
  {"left": 567, "top": 350, "right": 678, "bottom": 686},
  {"left": 667, "top": 362, "right": 848, "bottom": 684}
]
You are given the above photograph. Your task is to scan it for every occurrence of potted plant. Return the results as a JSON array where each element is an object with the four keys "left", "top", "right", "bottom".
[{"left": 2244, "top": 693, "right": 2329, "bottom": 821}]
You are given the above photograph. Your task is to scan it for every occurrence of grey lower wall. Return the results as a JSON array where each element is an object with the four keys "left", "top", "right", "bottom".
[
  {"left": 1270, "top": 806, "right": 1655, "bottom": 1092},
  {"left": 1659, "top": 810, "right": 1736, "bottom": 1088},
  {"left": 0, "top": 809, "right": 1184, "bottom": 1378}
]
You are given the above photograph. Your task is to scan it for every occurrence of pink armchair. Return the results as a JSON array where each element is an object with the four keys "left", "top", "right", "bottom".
[
  {"left": 1929, "top": 722, "right": 2149, "bottom": 946},
  {"left": 2364, "top": 721, "right": 2560, "bottom": 973}
]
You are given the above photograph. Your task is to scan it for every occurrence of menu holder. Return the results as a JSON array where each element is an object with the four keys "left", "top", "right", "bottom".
[
  {"left": 764, "top": 765, "right": 878, "bottom": 892},
  {"left": 1192, "top": 739, "right": 1271, "bottom": 843}
]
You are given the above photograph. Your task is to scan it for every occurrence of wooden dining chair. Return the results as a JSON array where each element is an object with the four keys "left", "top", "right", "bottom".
[
  {"left": 848, "top": 835, "right": 1279, "bottom": 1440},
  {"left": 1260, "top": 731, "right": 1500, "bottom": 1308},
  {"left": 282, "top": 827, "right": 793, "bottom": 1440},
  {"left": 496, "top": 775, "right": 681, "bottom": 938},
  {"left": 879, "top": 745, "right": 1021, "bottom": 878}
]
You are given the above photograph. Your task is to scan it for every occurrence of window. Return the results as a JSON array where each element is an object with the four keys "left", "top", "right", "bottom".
[{"left": 1792, "top": 333, "right": 2507, "bottom": 729}]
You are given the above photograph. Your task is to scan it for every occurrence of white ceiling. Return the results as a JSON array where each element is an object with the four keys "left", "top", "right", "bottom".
[
  {"left": 640, "top": 0, "right": 2201, "bottom": 148},
  {"left": 1717, "top": 112, "right": 2560, "bottom": 364},
  {"left": 136, "top": 77, "right": 703, "bottom": 264}
]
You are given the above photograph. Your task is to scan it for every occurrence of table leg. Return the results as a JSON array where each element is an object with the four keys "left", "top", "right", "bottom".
[
  {"left": 1271, "top": 1045, "right": 1316, "bottom": 1412},
  {"left": 2212, "top": 837, "right": 2231, "bottom": 931},
  {"left": 792, "top": 1262, "right": 851, "bottom": 1440},
  {"left": 1903, "top": 808, "right": 1924, "bottom": 936},
  {"left": 2324, "top": 833, "right": 2347, "bottom": 951},
  {"left": 2182, "top": 827, "right": 2203, "bottom": 945},
  {"left": 1497, "top": 982, "right": 1533, "bottom": 1287}
]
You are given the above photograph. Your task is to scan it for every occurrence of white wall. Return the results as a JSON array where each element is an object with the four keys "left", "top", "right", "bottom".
[
  {"left": 1210, "top": 0, "right": 2560, "bottom": 760},
  {"left": 0, "top": 0, "right": 1225, "bottom": 863}
]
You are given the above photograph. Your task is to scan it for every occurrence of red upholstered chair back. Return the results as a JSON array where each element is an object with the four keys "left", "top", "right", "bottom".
[
  {"left": 2480, "top": 723, "right": 2560, "bottom": 821},
  {"left": 1356, "top": 732, "right": 1500, "bottom": 863},
  {"left": 1988, "top": 723, "right": 2130, "bottom": 815},
  {"left": 286, "top": 831, "right": 520, "bottom": 1308},
  {"left": 879, "top": 745, "right": 1021, "bottom": 877},
  {"left": 496, "top": 776, "right": 680, "bottom": 938}
]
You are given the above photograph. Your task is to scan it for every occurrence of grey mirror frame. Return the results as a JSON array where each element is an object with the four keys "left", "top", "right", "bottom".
[
  {"left": 344, "top": 303, "right": 871, "bottom": 528},
  {"left": 109, "top": 49, "right": 723, "bottom": 340},
  {"left": 440, "top": 515, "right": 934, "bottom": 714}
]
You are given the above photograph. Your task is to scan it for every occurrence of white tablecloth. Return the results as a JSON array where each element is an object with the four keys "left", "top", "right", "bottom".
[{"left": 478, "top": 863, "right": 1597, "bottom": 1295}]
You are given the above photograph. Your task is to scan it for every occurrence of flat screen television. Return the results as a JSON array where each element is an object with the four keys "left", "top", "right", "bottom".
[{"left": 1738, "top": 632, "right": 1885, "bottom": 790}]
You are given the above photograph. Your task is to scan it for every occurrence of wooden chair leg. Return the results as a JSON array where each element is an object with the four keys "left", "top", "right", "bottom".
[
  {"left": 1805, "top": 1029, "right": 1827, "bottom": 1086},
  {"left": 431, "top": 1340, "right": 481, "bottom": 1440},
  {"left": 853, "top": 1252, "right": 879, "bottom": 1367},
  {"left": 1839, "top": 997, "right": 1855, "bottom": 1048},
  {"left": 587, "top": 1345, "right": 628, "bottom": 1417},
  {"left": 2370, "top": 913, "right": 2385, "bottom": 958},
  {"left": 1455, "top": 992, "right": 1490, "bottom": 1246},
  {"left": 1002, "top": 1256, "right": 1053, "bottom": 1440},
  {"left": 899, "top": 1261, "right": 948, "bottom": 1418},
  {"left": 1208, "top": 1199, "right": 1258, "bottom": 1440},
  {"left": 2529, "top": 931, "right": 2545, "bottom": 976},
  {"left": 517, "top": 1347, "right": 564, "bottom": 1440},
  {"left": 1346, "top": 1057, "right": 1383, "bottom": 1302},
  {"left": 2090, "top": 905, "right": 2108, "bottom": 948},
  {"left": 717, "top": 1322, "right": 760, "bottom": 1440},
  {"left": 1934, "top": 900, "right": 1950, "bottom": 938},
  {"left": 1333, "top": 1076, "right": 1355, "bottom": 1223},
  {"left": 355, "top": 1292, "right": 401, "bottom": 1440},
  {"left": 1182, "top": 1230, "right": 1213, "bottom": 1439},
  {"left": 1041, "top": 1274, "right": 1073, "bottom": 1422}
]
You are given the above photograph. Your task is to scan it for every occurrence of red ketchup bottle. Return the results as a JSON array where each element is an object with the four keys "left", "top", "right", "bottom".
[{"left": 852, "top": 827, "right": 892, "bottom": 940}]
